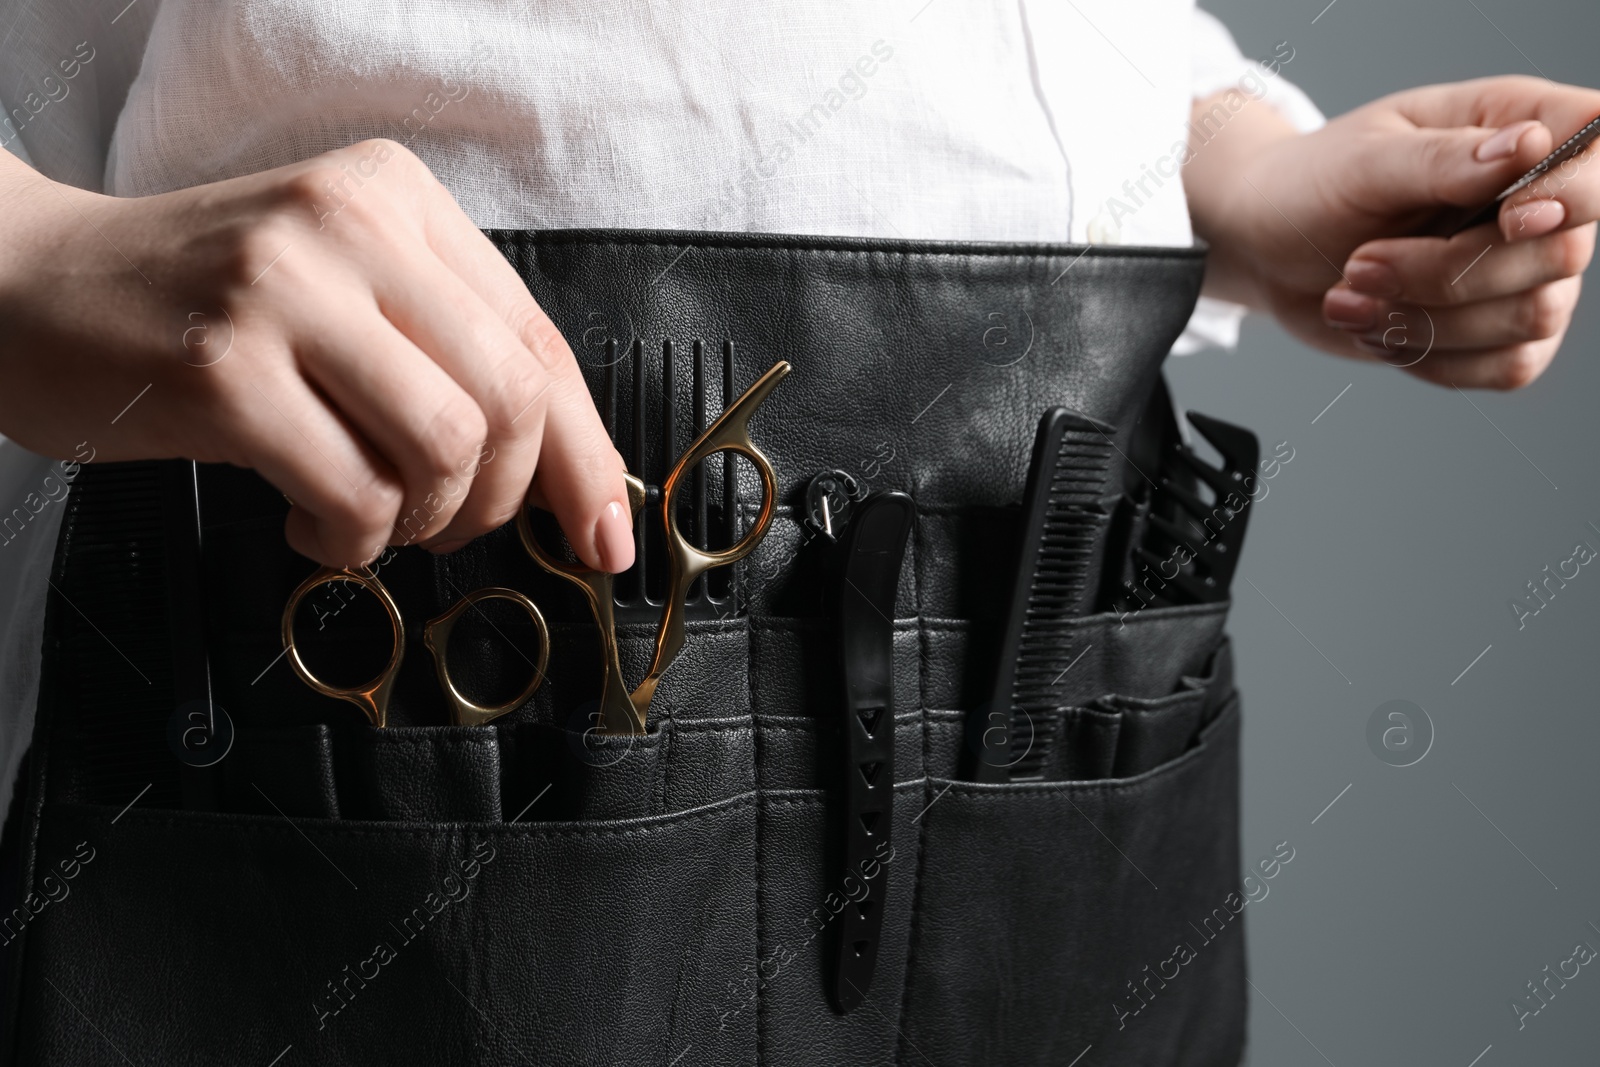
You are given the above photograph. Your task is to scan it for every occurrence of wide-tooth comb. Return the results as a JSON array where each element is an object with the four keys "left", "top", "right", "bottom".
[
  {"left": 968, "top": 408, "right": 1115, "bottom": 783},
  {"left": 598, "top": 337, "right": 742, "bottom": 622},
  {"left": 1136, "top": 411, "right": 1260, "bottom": 605}
]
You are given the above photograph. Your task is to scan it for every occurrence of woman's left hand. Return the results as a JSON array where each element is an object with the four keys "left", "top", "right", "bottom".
[{"left": 1189, "top": 75, "right": 1600, "bottom": 389}]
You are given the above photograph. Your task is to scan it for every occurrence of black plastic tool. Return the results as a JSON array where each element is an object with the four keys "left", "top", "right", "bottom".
[
  {"left": 1135, "top": 411, "right": 1260, "bottom": 606},
  {"left": 967, "top": 409, "right": 1114, "bottom": 784},
  {"left": 829, "top": 489, "right": 914, "bottom": 1014}
]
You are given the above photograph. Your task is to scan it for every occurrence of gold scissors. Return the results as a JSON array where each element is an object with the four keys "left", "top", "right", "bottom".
[
  {"left": 516, "top": 359, "right": 788, "bottom": 735},
  {"left": 281, "top": 360, "right": 790, "bottom": 734},
  {"left": 280, "top": 573, "right": 550, "bottom": 729}
]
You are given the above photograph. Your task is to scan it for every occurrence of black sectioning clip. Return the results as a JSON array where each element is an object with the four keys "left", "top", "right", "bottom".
[{"left": 826, "top": 489, "right": 914, "bottom": 1014}]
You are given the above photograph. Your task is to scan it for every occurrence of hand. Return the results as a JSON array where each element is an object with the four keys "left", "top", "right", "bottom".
[
  {"left": 1188, "top": 76, "right": 1600, "bottom": 389},
  {"left": 0, "top": 139, "right": 635, "bottom": 570}
]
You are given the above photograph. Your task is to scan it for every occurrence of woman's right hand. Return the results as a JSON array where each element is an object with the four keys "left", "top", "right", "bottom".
[{"left": 0, "top": 138, "right": 635, "bottom": 572}]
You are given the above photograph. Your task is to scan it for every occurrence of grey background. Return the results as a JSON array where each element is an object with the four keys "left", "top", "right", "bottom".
[{"left": 1178, "top": 1, "right": 1600, "bottom": 1063}]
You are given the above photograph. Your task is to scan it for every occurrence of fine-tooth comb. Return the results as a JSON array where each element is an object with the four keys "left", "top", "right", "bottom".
[
  {"left": 968, "top": 408, "right": 1115, "bottom": 783},
  {"left": 47, "top": 460, "right": 186, "bottom": 807}
]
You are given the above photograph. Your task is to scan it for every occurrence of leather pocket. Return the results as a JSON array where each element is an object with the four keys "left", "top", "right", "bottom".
[
  {"left": 753, "top": 780, "right": 925, "bottom": 1067},
  {"left": 900, "top": 699, "right": 1245, "bottom": 1067},
  {"left": 745, "top": 708, "right": 922, "bottom": 1066},
  {"left": 320, "top": 712, "right": 754, "bottom": 824},
  {"left": 339, "top": 726, "right": 504, "bottom": 822},
  {"left": 1101, "top": 687, "right": 1206, "bottom": 778},
  {"left": 219, "top": 724, "right": 340, "bottom": 818},
  {"left": 508, "top": 719, "right": 667, "bottom": 821},
  {"left": 510, "top": 713, "right": 755, "bottom": 822},
  {"left": 18, "top": 797, "right": 760, "bottom": 1067},
  {"left": 1041, "top": 705, "right": 1122, "bottom": 781},
  {"left": 1185, "top": 636, "right": 1234, "bottom": 725},
  {"left": 1097, "top": 635, "right": 1231, "bottom": 778},
  {"left": 1013, "top": 634, "right": 1232, "bottom": 783}
]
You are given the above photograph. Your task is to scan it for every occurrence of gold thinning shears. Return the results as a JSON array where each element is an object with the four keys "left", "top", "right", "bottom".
[{"left": 281, "top": 360, "right": 789, "bottom": 734}]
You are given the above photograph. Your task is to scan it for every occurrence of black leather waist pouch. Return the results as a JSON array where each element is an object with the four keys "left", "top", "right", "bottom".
[{"left": 5, "top": 231, "right": 1245, "bottom": 1066}]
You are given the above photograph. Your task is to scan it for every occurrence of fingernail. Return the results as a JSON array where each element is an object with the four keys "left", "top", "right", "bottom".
[
  {"left": 426, "top": 539, "right": 469, "bottom": 555},
  {"left": 1323, "top": 289, "right": 1378, "bottom": 331},
  {"left": 1475, "top": 120, "right": 1541, "bottom": 162},
  {"left": 1504, "top": 199, "right": 1565, "bottom": 241},
  {"left": 1344, "top": 258, "right": 1401, "bottom": 297},
  {"left": 594, "top": 501, "right": 635, "bottom": 573}
]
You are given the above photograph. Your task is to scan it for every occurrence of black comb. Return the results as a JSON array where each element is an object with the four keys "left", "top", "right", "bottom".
[
  {"left": 47, "top": 460, "right": 184, "bottom": 807},
  {"left": 1135, "top": 411, "right": 1260, "bottom": 606},
  {"left": 967, "top": 408, "right": 1115, "bottom": 783},
  {"left": 598, "top": 337, "right": 745, "bottom": 622}
]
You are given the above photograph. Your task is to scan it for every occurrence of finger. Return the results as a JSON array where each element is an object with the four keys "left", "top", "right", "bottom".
[
  {"left": 1385, "top": 76, "right": 1600, "bottom": 140},
  {"left": 1501, "top": 150, "right": 1600, "bottom": 238},
  {"left": 1399, "top": 337, "right": 1562, "bottom": 391},
  {"left": 1377, "top": 79, "right": 1600, "bottom": 235},
  {"left": 228, "top": 364, "right": 405, "bottom": 566},
  {"left": 1341, "top": 223, "right": 1595, "bottom": 305},
  {"left": 366, "top": 246, "right": 555, "bottom": 550},
  {"left": 411, "top": 182, "right": 635, "bottom": 571},
  {"left": 1339, "top": 277, "right": 1582, "bottom": 353},
  {"left": 288, "top": 286, "right": 488, "bottom": 549},
  {"left": 1343, "top": 116, "right": 1552, "bottom": 216},
  {"left": 527, "top": 380, "right": 634, "bottom": 569}
]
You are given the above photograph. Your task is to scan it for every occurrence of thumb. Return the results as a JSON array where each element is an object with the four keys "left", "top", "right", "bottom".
[{"left": 1354, "top": 119, "right": 1552, "bottom": 213}]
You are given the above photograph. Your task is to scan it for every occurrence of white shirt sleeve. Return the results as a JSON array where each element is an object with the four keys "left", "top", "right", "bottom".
[
  {"left": 0, "top": 440, "right": 65, "bottom": 833},
  {"left": 0, "top": 104, "right": 36, "bottom": 167},
  {"left": 0, "top": 2, "right": 160, "bottom": 191},
  {"left": 1173, "top": 7, "right": 1327, "bottom": 356}
]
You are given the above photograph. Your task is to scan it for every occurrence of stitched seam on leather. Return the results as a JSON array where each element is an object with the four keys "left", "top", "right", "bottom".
[
  {"left": 918, "top": 698, "right": 1239, "bottom": 795},
  {"left": 494, "top": 229, "right": 1207, "bottom": 262},
  {"left": 657, "top": 715, "right": 673, "bottom": 817},
  {"left": 759, "top": 796, "right": 826, "bottom": 810},
  {"left": 359, "top": 735, "right": 498, "bottom": 747},
  {"left": 912, "top": 601, "right": 1229, "bottom": 630},
  {"left": 681, "top": 617, "right": 751, "bottom": 635},
  {"left": 748, "top": 608, "right": 765, "bottom": 714},
  {"left": 749, "top": 534, "right": 765, "bottom": 1067},
  {"left": 665, "top": 723, "right": 757, "bottom": 739},
  {"left": 749, "top": 618, "right": 919, "bottom": 633},
  {"left": 746, "top": 716, "right": 916, "bottom": 732},
  {"left": 892, "top": 775, "right": 934, "bottom": 1067},
  {"left": 891, "top": 502, "right": 934, "bottom": 1066},
  {"left": 758, "top": 785, "right": 919, "bottom": 811},
  {"left": 48, "top": 791, "right": 757, "bottom": 838},
  {"left": 753, "top": 720, "right": 766, "bottom": 1066}
]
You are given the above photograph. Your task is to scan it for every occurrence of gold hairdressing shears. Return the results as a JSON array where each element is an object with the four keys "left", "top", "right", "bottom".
[{"left": 281, "top": 360, "right": 789, "bottom": 734}]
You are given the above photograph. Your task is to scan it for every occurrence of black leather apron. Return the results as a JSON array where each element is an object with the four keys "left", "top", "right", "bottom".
[{"left": 4, "top": 231, "right": 1245, "bottom": 1066}]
